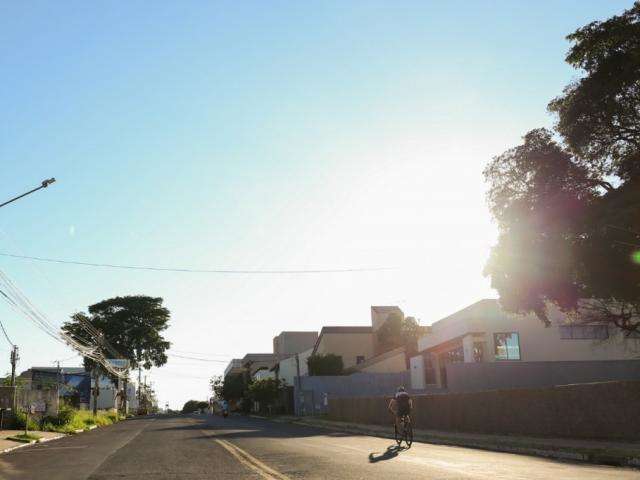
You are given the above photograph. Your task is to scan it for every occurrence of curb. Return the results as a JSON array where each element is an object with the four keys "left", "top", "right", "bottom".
[
  {"left": 1, "top": 433, "right": 65, "bottom": 455},
  {"left": 257, "top": 416, "right": 640, "bottom": 468}
]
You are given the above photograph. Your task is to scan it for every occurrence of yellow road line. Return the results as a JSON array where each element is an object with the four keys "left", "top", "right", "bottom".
[{"left": 200, "top": 429, "right": 291, "bottom": 480}]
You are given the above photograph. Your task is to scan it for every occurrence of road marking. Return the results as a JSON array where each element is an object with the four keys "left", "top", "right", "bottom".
[{"left": 200, "top": 429, "right": 290, "bottom": 480}]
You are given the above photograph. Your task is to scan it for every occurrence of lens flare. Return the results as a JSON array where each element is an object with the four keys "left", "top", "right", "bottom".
[{"left": 633, "top": 251, "right": 640, "bottom": 265}]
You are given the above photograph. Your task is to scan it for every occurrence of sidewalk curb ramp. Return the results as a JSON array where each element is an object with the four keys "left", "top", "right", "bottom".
[
  {"left": 1, "top": 433, "right": 66, "bottom": 454},
  {"left": 250, "top": 415, "right": 640, "bottom": 468}
]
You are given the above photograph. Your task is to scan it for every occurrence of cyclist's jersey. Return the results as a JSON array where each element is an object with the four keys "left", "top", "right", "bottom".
[{"left": 395, "top": 391, "right": 411, "bottom": 416}]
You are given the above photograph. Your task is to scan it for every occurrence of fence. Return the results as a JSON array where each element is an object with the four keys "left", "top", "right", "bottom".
[
  {"left": 329, "top": 380, "right": 640, "bottom": 441},
  {"left": 445, "top": 359, "right": 640, "bottom": 393}
]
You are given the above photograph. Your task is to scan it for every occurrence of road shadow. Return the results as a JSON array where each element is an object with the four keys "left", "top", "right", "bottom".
[
  {"left": 154, "top": 414, "right": 352, "bottom": 440},
  {"left": 368, "top": 444, "right": 406, "bottom": 463}
]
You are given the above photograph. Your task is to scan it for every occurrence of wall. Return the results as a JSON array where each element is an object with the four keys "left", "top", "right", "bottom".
[
  {"left": 418, "top": 299, "right": 640, "bottom": 362},
  {"left": 315, "top": 333, "right": 375, "bottom": 368},
  {"left": 273, "top": 332, "right": 318, "bottom": 356},
  {"left": 328, "top": 381, "right": 640, "bottom": 441},
  {"left": 446, "top": 359, "right": 640, "bottom": 393},
  {"left": 278, "top": 348, "right": 312, "bottom": 386},
  {"left": 295, "top": 372, "right": 417, "bottom": 415},
  {"left": 15, "top": 387, "right": 59, "bottom": 416},
  {"left": 359, "top": 349, "right": 406, "bottom": 374}
]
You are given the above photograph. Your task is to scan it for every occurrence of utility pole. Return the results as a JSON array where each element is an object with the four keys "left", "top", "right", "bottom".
[
  {"left": 10, "top": 346, "right": 19, "bottom": 412},
  {"left": 10, "top": 346, "right": 19, "bottom": 387},
  {"left": 92, "top": 368, "right": 100, "bottom": 416}
]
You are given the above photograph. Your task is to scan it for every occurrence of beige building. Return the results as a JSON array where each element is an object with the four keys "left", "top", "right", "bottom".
[
  {"left": 273, "top": 331, "right": 318, "bottom": 356},
  {"left": 312, "top": 326, "right": 376, "bottom": 369},
  {"left": 410, "top": 299, "right": 640, "bottom": 390},
  {"left": 241, "top": 353, "right": 282, "bottom": 377}
]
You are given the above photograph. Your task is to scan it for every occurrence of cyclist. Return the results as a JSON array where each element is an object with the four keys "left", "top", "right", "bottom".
[{"left": 388, "top": 386, "right": 412, "bottom": 431}]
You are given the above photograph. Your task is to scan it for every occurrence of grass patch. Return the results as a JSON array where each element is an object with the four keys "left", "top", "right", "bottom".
[
  {"left": 42, "top": 407, "right": 123, "bottom": 434},
  {"left": 7, "top": 433, "right": 41, "bottom": 443}
]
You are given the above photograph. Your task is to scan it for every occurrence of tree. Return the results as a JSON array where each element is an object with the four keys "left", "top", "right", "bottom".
[
  {"left": 548, "top": 1, "right": 640, "bottom": 181},
  {"left": 182, "top": 400, "right": 208, "bottom": 413},
  {"left": 376, "top": 312, "right": 421, "bottom": 352},
  {"left": 247, "top": 378, "right": 283, "bottom": 413},
  {"left": 484, "top": 3, "right": 640, "bottom": 335},
  {"left": 62, "top": 295, "right": 171, "bottom": 390},
  {"left": 307, "top": 353, "right": 344, "bottom": 376},
  {"left": 210, "top": 373, "right": 246, "bottom": 402}
]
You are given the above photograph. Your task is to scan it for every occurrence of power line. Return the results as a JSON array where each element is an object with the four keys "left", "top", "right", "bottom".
[
  {"left": 0, "top": 318, "right": 13, "bottom": 347},
  {"left": 168, "top": 353, "right": 228, "bottom": 363},
  {"left": 0, "top": 252, "right": 392, "bottom": 275}
]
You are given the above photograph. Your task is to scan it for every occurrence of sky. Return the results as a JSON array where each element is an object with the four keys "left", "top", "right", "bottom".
[{"left": 0, "top": 0, "right": 633, "bottom": 409}]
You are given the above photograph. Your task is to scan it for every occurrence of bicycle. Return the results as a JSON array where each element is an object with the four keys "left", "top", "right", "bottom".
[{"left": 394, "top": 413, "right": 413, "bottom": 448}]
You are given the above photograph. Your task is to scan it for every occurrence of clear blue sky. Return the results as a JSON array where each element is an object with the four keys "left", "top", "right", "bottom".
[{"left": 0, "top": 1, "right": 632, "bottom": 408}]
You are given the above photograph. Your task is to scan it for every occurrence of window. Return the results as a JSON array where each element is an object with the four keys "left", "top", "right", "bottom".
[
  {"left": 560, "top": 325, "right": 608, "bottom": 340},
  {"left": 494, "top": 332, "right": 521, "bottom": 360},
  {"left": 356, "top": 355, "right": 365, "bottom": 364},
  {"left": 473, "top": 342, "right": 485, "bottom": 362}
]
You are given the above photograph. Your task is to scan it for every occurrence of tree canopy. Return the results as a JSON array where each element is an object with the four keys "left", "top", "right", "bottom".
[
  {"left": 62, "top": 295, "right": 171, "bottom": 371},
  {"left": 484, "top": 2, "right": 640, "bottom": 334},
  {"left": 182, "top": 400, "right": 209, "bottom": 413},
  {"left": 307, "top": 353, "right": 344, "bottom": 376},
  {"left": 210, "top": 373, "right": 246, "bottom": 401},
  {"left": 376, "top": 312, "right": 421, "bottom": 352}
]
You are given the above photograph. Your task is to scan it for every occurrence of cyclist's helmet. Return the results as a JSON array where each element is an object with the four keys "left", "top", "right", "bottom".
[{"left": 397, "top": 386, "right": 406, "bottom": 393}]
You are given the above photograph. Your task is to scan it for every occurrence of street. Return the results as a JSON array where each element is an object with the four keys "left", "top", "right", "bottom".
[{"left": 0, "top": 414, "right": 637, "bottom": 480}]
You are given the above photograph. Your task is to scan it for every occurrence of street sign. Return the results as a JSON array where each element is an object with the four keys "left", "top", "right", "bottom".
[{"left": 107, "top": 359, "right": 130, "bottom": 370}]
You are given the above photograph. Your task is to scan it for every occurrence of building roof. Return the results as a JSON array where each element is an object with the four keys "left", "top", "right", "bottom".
[
  {"left": 28, "top": 367, "right": 86, "bottom": 374},
  {"left": 430, "top": 299, "right": 499, "bottom": 328},
  {"left": 371, "top": 306, "right": 403, "bottom": 313}
]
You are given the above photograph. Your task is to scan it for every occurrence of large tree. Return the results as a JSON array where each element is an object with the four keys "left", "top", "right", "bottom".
[
  {"left": 484, "top": 2, "right": 640, "bottom": 334},
  {"left": 62, "top": 295, "right": 171, "bottom": 376}
]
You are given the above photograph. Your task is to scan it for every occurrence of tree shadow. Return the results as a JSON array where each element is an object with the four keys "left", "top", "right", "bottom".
[{"left": 368, "top": 444, "right": 406, "bottom": 463}]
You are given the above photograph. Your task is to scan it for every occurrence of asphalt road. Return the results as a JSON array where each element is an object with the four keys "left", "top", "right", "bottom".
[{"left": 0, "top": 414, "right": 638, "bottom": 480}]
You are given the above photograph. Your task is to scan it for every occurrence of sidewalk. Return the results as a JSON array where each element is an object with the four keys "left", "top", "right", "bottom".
[
  {"left": 0, "top": 430, "right": 65, "bottom": 454},
  {"left": 257, "top": 415, "right": 640, "bottom": 468}
]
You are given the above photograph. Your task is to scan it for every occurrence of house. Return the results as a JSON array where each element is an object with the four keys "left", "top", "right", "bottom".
[
  {"left": 273, "top": 347, "right": 313, "bottom": 386},
  {"left": 273, "top": 331, "right": 318, "bottom": 356},
  {"left": 224, "top": 359, "right": 244, "bottom": 377},
  {"left": 410, "top": 299, "right": 640, "bottom": 392},
  {"left": 311, "top": 326, "right": 375, "bottom": 369},
  {"left": 241, "top": 353, "right": 282, "bottom": 377}
]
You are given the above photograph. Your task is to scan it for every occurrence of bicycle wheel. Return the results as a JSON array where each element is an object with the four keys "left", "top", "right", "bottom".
[
  {"left": 394, "top": 423, "right": 401, "bottom": 446},
  {"left": 404, "top": 419, "right": 413, "bottom": 448}
]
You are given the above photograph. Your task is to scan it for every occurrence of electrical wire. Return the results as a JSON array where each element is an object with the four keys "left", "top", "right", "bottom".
[
  {"left": 0, "top": 318, "right": 14, "bottom": 347},
  {"left": 168, "top": 353, "right": 228, "bottom": 363},
  {"left": 0, "top": 252, "right": 392, "bottom": 274}
]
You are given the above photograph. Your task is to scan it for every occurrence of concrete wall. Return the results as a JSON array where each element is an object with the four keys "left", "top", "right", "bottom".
[
  {"left": 328, "top": 381, "right": 640, "bottom": 441},
  {"left": 294, "top": 371, "right": 428, "bottom": 415},
  {"left": 359, "top": 349, "right": 406, "bottom": 374},
  {"left": 315, "top": 333, "right": 375, "bottom": 368},
  {"left": 445, "top": 359, "right": 640, "bottom": 393},
  {"left": 418, "top": 299, "right": 640, "bottom": 362},
  {"left": 15, "top": 387, "right": 59, "bottom": 416}
]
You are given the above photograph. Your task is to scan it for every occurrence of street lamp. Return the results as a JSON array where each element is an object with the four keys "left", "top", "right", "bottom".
[{"left": 0, "top": 178, "right": 56, "bottom": 209}]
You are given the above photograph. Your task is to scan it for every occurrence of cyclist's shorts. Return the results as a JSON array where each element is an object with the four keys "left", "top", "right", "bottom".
[{"left": 397, "top": 405, "right": 411, "bottom": 417}]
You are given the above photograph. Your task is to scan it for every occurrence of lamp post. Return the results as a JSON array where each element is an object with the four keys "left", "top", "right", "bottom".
[{"left": 0, "top": 178, "right": 56, "bottom": 209}]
